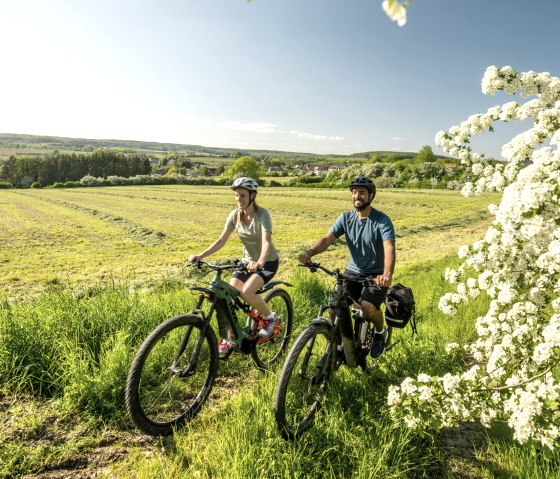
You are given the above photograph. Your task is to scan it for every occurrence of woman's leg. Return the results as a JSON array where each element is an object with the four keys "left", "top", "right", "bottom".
[{"left": 230, "top": 275, "right": 271, "bottom": 316}]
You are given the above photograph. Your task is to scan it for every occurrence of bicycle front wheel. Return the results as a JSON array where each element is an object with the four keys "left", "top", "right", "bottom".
[
  {"left": 251, "top": 288, "right": 293, "bottom": 371},
  {"left": 274, "top": 322, "right": 335, "bottom": 440},
  {"left": 125, "top": 314, "right": 218, "bottom": 436}
]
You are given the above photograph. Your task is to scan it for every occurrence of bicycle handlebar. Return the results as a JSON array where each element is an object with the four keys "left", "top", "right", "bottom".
[
  {"left": 190, "top": 258, "right": 261, "bottom": 272},
  {"left": 299, "top": 261, "right": 379, "bottom": 285}
]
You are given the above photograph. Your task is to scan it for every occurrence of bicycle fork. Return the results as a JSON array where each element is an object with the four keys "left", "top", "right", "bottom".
[
  {"left": 298, "top": 308, "right": 336, "bottom": 386},
  {"left": 168, "top": 297, "right": 213, "bottom": 378},
  {"left": 168, "top": 325, "right": 198, "bottom": 377}
]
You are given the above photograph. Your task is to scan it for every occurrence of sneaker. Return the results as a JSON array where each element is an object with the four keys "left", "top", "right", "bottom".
[
  {"left": 218, "top": 339, "right": 236, "bottom": 359},
  {"left": 370, "top": 328, "right": 388, "bottom": 358},
  {"left": 258, "top": 313, "right": 278, "bottom": 338}
]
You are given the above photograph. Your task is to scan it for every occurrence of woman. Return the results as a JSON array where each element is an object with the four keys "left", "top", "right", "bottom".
[{"left": 188, "top": 177, "right": 280, "bottom": 358}]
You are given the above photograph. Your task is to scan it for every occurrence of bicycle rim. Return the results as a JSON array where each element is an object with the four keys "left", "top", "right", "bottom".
[
  {"left": 274, "top": 323, "right": 334, "bottom": 439},
  {"left": 251, "top": 288, "right": 293, "bottom": 370},
  {"left": 126, "top": 314, "right": 218, "bottom": 436}
]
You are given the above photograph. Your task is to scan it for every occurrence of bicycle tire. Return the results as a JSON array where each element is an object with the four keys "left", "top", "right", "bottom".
[
  {"left": 125, "top": 314, "right": 218, "bottom": 436},
  {"left": 274, "top": 322, "right": 335, "bottom": 440},
  {"left": 251, "top": 288, "right": 294, "bottom": 371}
]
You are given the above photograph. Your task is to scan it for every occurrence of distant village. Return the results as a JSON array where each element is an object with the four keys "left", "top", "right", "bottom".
[{"left": 149, "top": 156, "right": 347, "bottom": 177}]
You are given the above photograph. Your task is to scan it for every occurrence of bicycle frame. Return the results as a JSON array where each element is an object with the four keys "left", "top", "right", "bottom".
[
  {"left": 188, "top": 260, "right": 291, "bottom": 354},
  {"left": 311, "top": 279, "right": 362, "bottom": 368},
  {"left": 305, "top": 262, "right": 378, "bottom": 369}
]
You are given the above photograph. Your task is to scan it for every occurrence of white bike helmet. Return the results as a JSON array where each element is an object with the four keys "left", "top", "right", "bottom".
[{"left": 231, "top": 176, "right": 259, "bottom": 192}]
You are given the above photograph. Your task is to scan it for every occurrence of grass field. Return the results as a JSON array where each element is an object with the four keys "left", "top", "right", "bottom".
[
  {"left": 0, "top": 186, "right": 495, "bottom": 300},
  {"left": 4, "top": 185, "right": 559, "bottom": 478}
]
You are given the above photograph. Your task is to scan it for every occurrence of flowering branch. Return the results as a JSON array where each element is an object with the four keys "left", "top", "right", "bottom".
[
  {"left": 389, "top": 66, "right": 560, "bottom": 450},
  {"left": 477, "top": 362, "right": 559, "bottom": 393},
  {"left": 382, "top": 0, "right": 410, "bottom": 26}
]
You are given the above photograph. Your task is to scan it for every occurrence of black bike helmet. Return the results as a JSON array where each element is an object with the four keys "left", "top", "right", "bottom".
[{"left": 349, "top": 176, "right": 376, "bottom": 199}]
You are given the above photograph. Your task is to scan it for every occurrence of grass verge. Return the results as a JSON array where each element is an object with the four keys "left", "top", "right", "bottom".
[{"left": 1, "top": 258, "right": 559, "bottom": 478}]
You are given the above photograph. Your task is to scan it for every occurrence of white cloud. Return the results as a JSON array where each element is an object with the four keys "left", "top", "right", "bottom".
[
  {"left": 392, "top": 137, "right": 403, "bottom": 140},
  {"left": 220, "top": 121, "right": 276, "bottom": 133},
  {"left": 289, "top": 130, "right": 344, "bottom": 141}
]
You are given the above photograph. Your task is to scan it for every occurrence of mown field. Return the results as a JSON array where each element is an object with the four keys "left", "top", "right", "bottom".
[
  {"left": 2, "top": 185, "right": 559, "bottom": 479},
  {"left": 0, "top": 186, "right": 493, "bottom": 300}
]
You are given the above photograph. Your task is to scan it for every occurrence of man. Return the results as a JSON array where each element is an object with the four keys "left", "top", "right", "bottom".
[{"left": 298, "top": 176, "right": 396, "bottom": 357}]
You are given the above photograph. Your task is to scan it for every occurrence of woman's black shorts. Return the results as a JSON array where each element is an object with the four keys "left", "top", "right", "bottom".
[{"left": 232, "top": 258, "right": 279, "bottom": 284}]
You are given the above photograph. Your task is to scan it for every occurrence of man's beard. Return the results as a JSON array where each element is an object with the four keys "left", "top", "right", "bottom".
[{"left": 354, "top": 199, "right": 371, "bottom": 211}]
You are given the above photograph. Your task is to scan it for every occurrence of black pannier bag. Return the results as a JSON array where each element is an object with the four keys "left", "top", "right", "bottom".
[{"left": 385, "top": 283, "right": 417, "bottom": 334}]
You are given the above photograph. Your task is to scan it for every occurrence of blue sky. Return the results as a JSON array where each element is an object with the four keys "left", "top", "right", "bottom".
[{"left": 1, "top": 0, "right": 558, "bottom": 158}]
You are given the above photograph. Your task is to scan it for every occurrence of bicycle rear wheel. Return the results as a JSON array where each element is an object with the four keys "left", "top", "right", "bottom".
[
  {"left": 251, "top": 288, "right": 293, "bottom": 371},
  {"left": 125, "top": 314, "right": 218, "bottom": 436},
  {"left": 274, "top": 322, "right": 335, "bottom": 440}
]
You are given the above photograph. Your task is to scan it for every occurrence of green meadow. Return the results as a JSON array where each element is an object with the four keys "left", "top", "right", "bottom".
[
  {"left": 0, "top": 186, "right": 492, "bottom": 299},
  {"left": 2, "top": 185, "right": 559, "bottom": 478}
]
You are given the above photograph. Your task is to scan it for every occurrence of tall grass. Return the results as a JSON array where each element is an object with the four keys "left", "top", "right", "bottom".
[
  {"left": 2, "top": 259, "right": 560, "bottom": 478},
  {"left": 0, "top": 268, "right": 327, "bottom": 419},
  {"left": 0, "top": 282, "right": 186, "bottom": 418}
]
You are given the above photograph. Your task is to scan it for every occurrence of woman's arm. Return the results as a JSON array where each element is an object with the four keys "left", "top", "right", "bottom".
[
  {"left": 188, "top": 228, "right": 233, "bottom": 263},
  {"left": 257, "top": 230, "right": 273, "bottom": 267}
]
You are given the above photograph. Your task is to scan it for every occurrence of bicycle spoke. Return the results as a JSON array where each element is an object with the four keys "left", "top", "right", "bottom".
[
  {"left": 126, "top": 315, "right": 218, "bottom": 436},
  {"left": 275, "top": 324, "right": 333, "bottom": 439}
]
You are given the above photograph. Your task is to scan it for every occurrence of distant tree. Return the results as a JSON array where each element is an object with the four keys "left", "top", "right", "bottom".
[
  {"left": 0, "top": 156, "right": 17, "bottom": 183},
  {"left": 141, "top": 157, "right": 151, "bottom": 174},
  {"left": 415, "top": 145, "right": 436, "bottom": 163},
  {"left": 225, "top": 156, "right": 262, "bottom": 180},
  {"left": 361, "top": 162, "right": 385, "bottom": 178}
]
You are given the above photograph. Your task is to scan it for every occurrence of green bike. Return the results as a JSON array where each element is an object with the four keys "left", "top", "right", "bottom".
[{"left": 125, "top": 259, "right": 293, "bottom": 436}]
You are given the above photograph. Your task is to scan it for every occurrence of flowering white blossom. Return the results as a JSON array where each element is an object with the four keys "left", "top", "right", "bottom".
[
  {"left": 387, "top": 385, "right": 402, "bottom": 406},
  {"left": 390, "top": 66, "right": 560, "bottom": 450},
  {"left": 381, "top": 0, "right": 409, "bottom": 26},
  {"left": 445, "top": 342, "right": 460, "bottom": 353}
]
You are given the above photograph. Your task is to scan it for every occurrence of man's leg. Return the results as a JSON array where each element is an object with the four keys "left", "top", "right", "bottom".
[
  {"left": 360, "top": 286, "right": 388, "bottom": 358},
  {"left": 360, "top": 300, "right": 383, "bottom": 330}
]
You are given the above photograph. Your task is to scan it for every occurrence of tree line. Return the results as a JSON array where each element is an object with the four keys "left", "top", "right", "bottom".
[{"left": 0, "top": 150, "right": 152, "bottom": 188}]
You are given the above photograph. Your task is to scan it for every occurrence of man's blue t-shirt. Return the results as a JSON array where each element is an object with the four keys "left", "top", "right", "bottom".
[{"left": 329, "top": 209, "right": 395, "bottom": 276}]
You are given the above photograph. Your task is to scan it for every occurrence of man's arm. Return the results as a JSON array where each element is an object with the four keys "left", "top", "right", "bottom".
[
  {"left": 377, "top": 239, "right": 396, "bottom": 287},
  {"left": 298, "top": 232, "right": 338, "bottom": 264}
]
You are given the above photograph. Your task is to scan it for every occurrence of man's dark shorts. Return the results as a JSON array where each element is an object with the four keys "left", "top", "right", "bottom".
[
  {"left": 342, "top": 269, "right": 388, "bottom": 310},
  {"left": 232, "top": 258, "right": 279, "bottom": 284}
]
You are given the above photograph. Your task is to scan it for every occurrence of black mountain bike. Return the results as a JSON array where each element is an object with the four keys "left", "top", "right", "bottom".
[
  {"left": 126, "top": 259, "right": 293, "bottom": 436},
  {"left": 274, "top": 261, "right": 393, "bottom": 440}
]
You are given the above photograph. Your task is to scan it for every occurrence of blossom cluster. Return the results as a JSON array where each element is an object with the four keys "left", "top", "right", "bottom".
[
  {"left": 382, "top": 0, "right": 409, "bottom": 27},
  {"left": 389, "top": 66, "right": 560, "bottom": 450}
]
